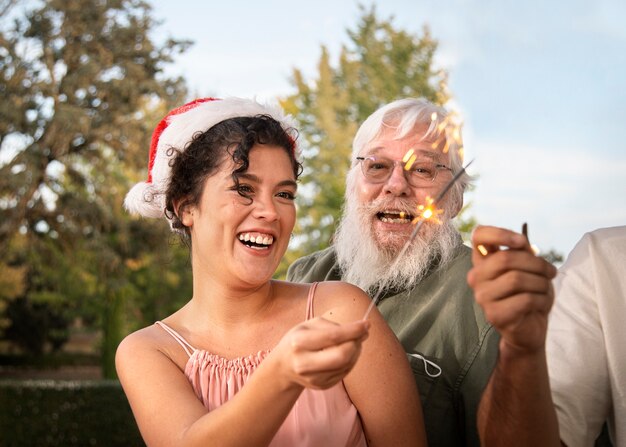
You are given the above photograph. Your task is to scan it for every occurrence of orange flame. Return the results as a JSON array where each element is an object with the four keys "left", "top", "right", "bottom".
[{"left": 412, "top": 196, "right": 444, "bottom": 225}]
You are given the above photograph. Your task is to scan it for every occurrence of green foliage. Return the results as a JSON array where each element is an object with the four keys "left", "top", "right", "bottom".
[
  {"left": 277, "top": 5, "right": 449, "bottom": 277},
  {"left": 541, "top": 249, "right": 564, "bottom": 266},
  {"left": 0, "top": 379, "right": 144, "bottom": 446},
  {"left": 455, "top": 202, "right": 478, "bottom": 244},
  {"left": 0, "top": 0, "right": 192, "bottom": 376}
]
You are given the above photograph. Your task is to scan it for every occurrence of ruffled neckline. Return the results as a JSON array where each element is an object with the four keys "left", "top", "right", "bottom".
[{"left": 187, "top": 348, "right": 271, "bottom": 374}]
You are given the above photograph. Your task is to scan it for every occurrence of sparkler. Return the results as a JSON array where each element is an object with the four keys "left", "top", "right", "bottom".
[{"left": 362, "top": 158, "right": 475, "bottom": 320}]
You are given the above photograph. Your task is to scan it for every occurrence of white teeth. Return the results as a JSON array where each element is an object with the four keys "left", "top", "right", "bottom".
[{"left": 238, "top": 233, "right": 274, "bottom": 246}]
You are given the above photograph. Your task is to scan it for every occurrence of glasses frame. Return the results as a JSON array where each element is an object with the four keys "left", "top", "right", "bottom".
[{"left": 355, "top": 155, "right": 453, "bottom": 186}]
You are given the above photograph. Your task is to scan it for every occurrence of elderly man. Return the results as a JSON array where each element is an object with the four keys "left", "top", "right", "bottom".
[{"left": 288, "top": 98, "right": 500, "bottom": 447}]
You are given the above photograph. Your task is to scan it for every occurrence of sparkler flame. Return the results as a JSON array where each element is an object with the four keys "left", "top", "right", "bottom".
[{"left": 412, "top": 196, "right": 444, "bottom": 225}]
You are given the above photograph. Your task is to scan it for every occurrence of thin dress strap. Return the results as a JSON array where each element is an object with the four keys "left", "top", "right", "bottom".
[
  {"left": 305, "top": 282, "right": 319, "bottom": 320},
  {"left": 155, "top": 321, "right": 196, "bottom": 358}
]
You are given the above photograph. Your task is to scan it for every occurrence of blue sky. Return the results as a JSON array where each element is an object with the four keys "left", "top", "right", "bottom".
[{"left": 150, "top": 0, "right": 626, "bottom": 257}]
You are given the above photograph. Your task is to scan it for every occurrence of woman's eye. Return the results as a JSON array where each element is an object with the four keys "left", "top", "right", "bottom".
[
  {"left": 229, "top": 184, "right": 254, "bottom": 196},
  {"left": 276, "top": 191, "right": 296, "bottom": 200}
]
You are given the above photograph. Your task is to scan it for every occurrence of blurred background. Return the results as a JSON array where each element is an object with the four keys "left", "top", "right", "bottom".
[{"left": 1, "top": 0, "right": 624, "bottom": 445}]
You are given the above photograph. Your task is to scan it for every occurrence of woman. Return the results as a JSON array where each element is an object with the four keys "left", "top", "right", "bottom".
[{"left": 117, "top": 97, "right": 425, "bottom": 446}]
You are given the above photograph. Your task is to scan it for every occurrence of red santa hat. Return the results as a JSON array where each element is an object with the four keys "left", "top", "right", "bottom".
[{"left": 124, "top": 97, "right": 296, "bottom": 222}]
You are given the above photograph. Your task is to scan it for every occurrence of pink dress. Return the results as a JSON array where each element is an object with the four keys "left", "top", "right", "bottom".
[{"left": 156, "top": 282, "right": 367, "bottom": 447}]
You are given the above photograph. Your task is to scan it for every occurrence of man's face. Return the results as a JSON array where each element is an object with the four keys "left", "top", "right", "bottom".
[{"left": 353, "top": 127, "right": 454, "bottom": 252}]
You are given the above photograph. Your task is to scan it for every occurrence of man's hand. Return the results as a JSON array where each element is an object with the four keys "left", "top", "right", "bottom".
[{"left": 467, "top": 225, "right": 558, "bottom": 355}]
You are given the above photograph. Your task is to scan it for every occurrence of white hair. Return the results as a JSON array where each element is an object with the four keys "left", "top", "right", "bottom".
[
  {"left": 334, "top": 98, "right": 467, "bottom": 292},
  {"left": 352, "top": 97, "right": 473, "bottom": 211}
]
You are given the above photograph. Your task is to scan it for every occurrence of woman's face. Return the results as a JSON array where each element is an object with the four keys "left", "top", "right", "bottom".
[{"left": 183, "top": 144, "right": 297, "bottom": 287}]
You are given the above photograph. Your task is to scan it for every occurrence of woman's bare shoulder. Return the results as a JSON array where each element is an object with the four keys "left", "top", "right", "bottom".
[
  {"left": 310, "top": 281, "right": 372, "bottom": 322},
  {"left": 116, "top": 325, "right": 162, "bottom": 362},
  {"left": 116, "top": 322, "right": 186, "bottom": 371}
]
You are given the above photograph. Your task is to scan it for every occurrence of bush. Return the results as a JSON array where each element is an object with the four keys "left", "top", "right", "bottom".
[{"left": 0, "top": 380, "right": 144, "bottom": 446}]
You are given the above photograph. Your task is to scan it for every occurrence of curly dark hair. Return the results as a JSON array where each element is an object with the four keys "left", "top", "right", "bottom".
[{"left": 164, "top": 114, "right": 302, "bottom": 239}]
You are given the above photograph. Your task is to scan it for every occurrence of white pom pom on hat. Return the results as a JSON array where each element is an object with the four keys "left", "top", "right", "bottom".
[{"left": 124, "top": 97, "right": 296, "bottom": 224}]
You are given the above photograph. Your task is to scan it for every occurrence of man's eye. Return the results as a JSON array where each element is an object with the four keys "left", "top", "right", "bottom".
[
  {"left": 370, "top": 162, "right": 389, "bottom": 170},
  {"left": 411, "top": 164, "right": 434, "bottom": 177}
]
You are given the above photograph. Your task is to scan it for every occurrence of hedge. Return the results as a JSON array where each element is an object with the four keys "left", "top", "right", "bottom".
[{"left": 0, "top": 379, "right": 144, "bottom": 446}]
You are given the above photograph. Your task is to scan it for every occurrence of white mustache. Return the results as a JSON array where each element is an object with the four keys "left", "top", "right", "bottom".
[{"left": 361, "top": 197, "right": 419, "bottom": 215}]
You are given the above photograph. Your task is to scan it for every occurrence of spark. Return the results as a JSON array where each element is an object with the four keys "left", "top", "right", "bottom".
[
  {"left": 404, "top": 156, "right": 417, "bottom": 170},
  {"left": 437, "top": 118, "right": 449, "bottom": 133},
  {"left": 412, "top": 196, "right": 443, "bottom": 225},
  {"left": 441, "top": 138, "right": 451, "bottom": 154},
  {"left": 402, "top": 149, "right": 415, "bottom": 163}
]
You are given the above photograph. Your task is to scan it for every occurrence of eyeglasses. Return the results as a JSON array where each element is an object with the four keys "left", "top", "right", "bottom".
[{"left": 355, "top": 156, "right": 453, "bottom": 187}]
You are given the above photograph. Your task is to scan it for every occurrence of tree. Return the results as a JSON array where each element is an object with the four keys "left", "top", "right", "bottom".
[
  {"left": 0, "top": 0, "right": 191, "bottom": 377},
  {"left": 277, "top": 5, "right": 450, "bottom": 277}
]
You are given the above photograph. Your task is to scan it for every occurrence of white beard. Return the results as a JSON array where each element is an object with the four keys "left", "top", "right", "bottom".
[{"left": 334, "top": 195, "right": 461, "bottom": 294}]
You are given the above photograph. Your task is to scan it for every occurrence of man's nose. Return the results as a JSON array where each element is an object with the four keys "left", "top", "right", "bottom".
[{"left": 382, "top": 164, "right": 412, "bottom": 197}]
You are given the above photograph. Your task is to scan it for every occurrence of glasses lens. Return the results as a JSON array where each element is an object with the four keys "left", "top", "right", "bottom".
[
  {"left": 359, "top": 156, "right": 443, "bottom": 185},
  {"left": 407, "top": 161, "right": 436, "bottom": 181},
  {"left": 362, "top": 157, "right": 393, "bottom": 182}
]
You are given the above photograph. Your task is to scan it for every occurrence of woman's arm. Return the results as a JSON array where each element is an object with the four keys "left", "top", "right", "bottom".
[
  {"left": 317, "top": 281, "right": 427, "bottom": 447},
  {"left": 116, "top": 317, "right": 368, "bottom": 447}
]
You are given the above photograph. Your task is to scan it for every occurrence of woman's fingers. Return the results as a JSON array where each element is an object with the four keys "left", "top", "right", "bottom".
[
  {"left": 288, "top": 318, "right": 369, "bottom": 351},
  {"left": 277, "top": 318, "right": 370, "bottom": 390},
  {"left": 292, "top": 337, "right": 362, "bottom": 373}
]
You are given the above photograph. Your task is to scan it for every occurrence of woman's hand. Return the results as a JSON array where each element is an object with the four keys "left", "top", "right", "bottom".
[{"left": 272, "top": 317, "right": 370, "bottom": 390}]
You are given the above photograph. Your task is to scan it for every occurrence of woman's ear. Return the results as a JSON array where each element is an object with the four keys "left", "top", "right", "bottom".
[
  {"left": 174, "top": 200, "right": 195, "bottom": 227},
  {"left": 180, "top": 206, "right": 194, "bottom": 227}
]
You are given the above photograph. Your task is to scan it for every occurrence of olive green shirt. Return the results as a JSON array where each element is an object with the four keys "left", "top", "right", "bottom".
[{"left": 287, "top": 242, "right": 499, "bottom": 447}]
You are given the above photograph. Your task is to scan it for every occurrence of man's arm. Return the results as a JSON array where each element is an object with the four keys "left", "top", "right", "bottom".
[{"left": 467, "top": 226, "right": 562, "bottom": 447}]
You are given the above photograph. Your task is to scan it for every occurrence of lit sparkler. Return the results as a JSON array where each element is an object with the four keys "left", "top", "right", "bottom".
[
  {"left": 362, "top": 159, "right": 475, "bottom": 320},
  {"left": 413, "top": 196, "right": 444, "bottom": 225}
]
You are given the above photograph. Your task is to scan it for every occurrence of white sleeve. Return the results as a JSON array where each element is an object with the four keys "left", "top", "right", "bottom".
[{"left": 546, "top": 233, "right": 611, "bottom": 447}]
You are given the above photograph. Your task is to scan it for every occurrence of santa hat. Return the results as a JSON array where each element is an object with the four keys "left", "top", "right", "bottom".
[{"left": 124, "top": 97, "right": 296, "bottom": 222}]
